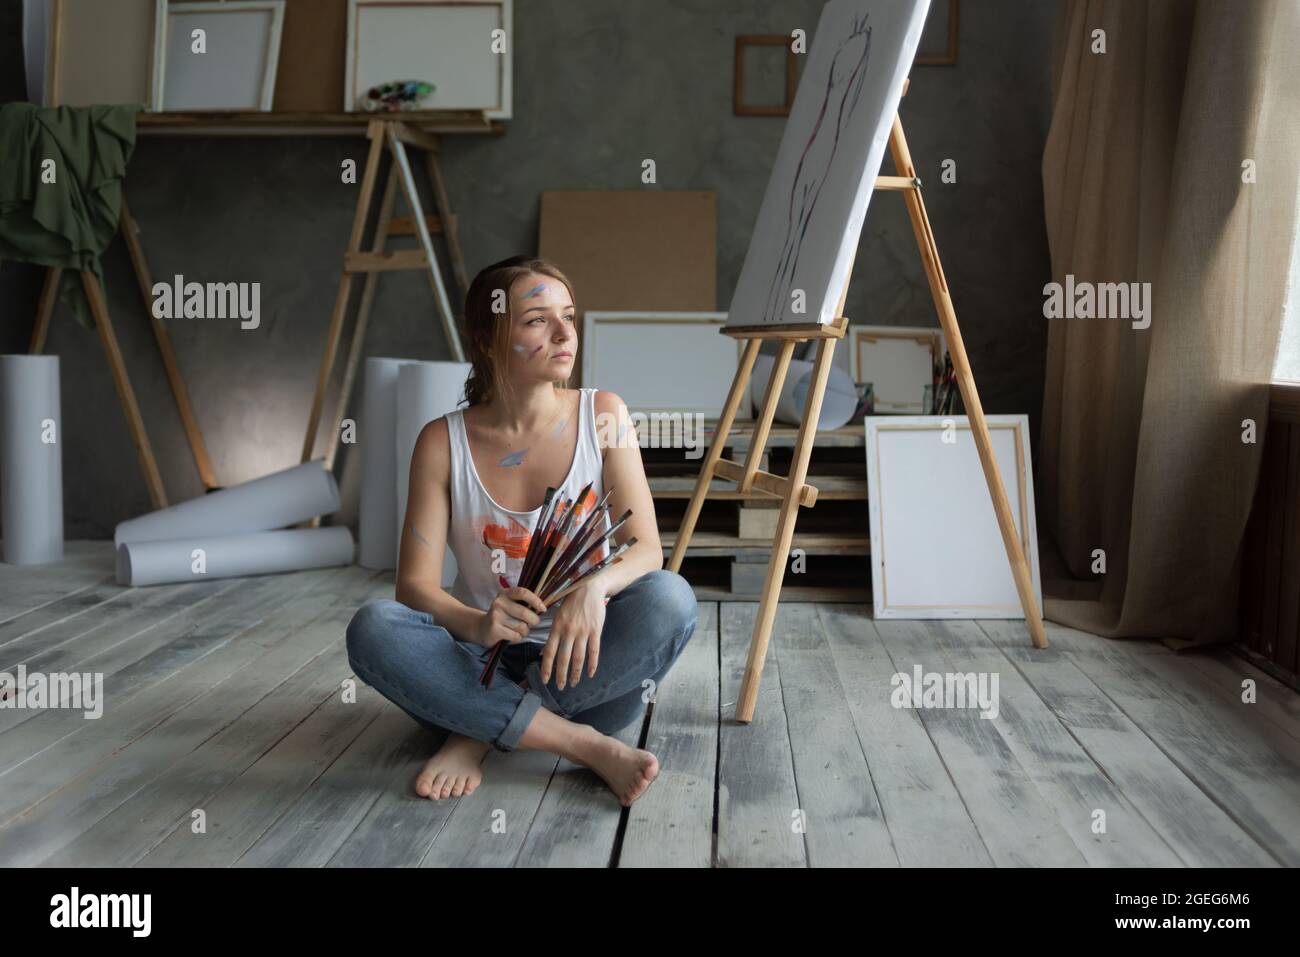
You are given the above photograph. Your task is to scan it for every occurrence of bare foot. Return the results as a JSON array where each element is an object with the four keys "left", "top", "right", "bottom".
[
  {"left": 415, "top": 733, "right": 491, "bottom": 800},
  {"left": 574, "top": 732, "right": 659, "bottom": 807}
]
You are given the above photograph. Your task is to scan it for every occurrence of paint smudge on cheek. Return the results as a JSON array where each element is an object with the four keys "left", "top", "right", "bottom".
[
  {"left": 499, "top": 448, "right": 529, "bottom": 467},
  {"left": 529, "top": 343, "right": 544, "bottom": 358},
  {"left": 512, "top": 343, "right": 527, "bottom": 354}
]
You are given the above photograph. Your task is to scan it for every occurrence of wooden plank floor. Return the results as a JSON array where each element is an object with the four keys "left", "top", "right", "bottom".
[{"left": 1, "top": 541, "right": 1298, "bottom": 867}]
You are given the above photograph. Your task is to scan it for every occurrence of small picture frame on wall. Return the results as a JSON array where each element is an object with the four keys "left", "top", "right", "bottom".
[
  {"left": 733, "top": 35, "right": 797, "bottom": 117},
  {"left": 915, "top": 0, "right": 959, "bottom": 66}
]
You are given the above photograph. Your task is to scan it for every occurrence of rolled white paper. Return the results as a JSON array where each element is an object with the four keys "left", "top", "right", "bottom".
[
  {"left": 751, "top": 354, "right": 860, "bottom": 430},
  {"left": 1, "top": 354, "right": 63, "bottom": 565},
  {"left": 358, "top": 357, "right": 414, "bottom": 569},
  {"left": 114, "top": 460, "right": 339, "bottom": 549},
  {"left": 395, "top": 360, "right": 471, "bottom": 586},
  {"left": 116, "top": 526, "right": 355, "bottom": 587}
]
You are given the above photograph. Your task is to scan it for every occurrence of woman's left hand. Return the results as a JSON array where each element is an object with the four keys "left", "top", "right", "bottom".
[{"left": 540, "top": 580, "right": 608, "bottom": 690}]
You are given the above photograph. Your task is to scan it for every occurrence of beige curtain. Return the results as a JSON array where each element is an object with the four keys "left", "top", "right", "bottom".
[{"left": 1038, "top": 0, "right": 1300, "bottom": 645}]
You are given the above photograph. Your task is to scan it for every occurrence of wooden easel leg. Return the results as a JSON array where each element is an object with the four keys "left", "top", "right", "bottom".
[
  {"left": 668, "top": 338, "right": 762, "bottom": 572},
  {"left": 888, "top": 114, "right": 1048, "bottom": 649},
  {"left": 423, "top": 151, "right": 469, "bottom": 304},
  {"left": 385, "top": 125, "right": 465, "bottom": 362},
  {"left": 735, "top": 331, "right": 839, "bottom": 722},
  {"left": 323, "top": 167, "right": 398, "bottom": 474},
  {"left": 81, "top": 272, "right": 168, "bottom": 509},
  {"left": 30, "top": 266, "right": 61, "bottom": 354},
  {"left": 120, "top": 196, "right": 220, "bottom": 491},
  {"left": 301, "top": 120, "right": 386, "bottom": 464},
  {"left": 740, "top": 338, "right": 796, "bottom": 492}
]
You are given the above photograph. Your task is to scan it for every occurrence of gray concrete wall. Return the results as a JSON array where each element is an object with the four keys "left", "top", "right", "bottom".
[{"left": 0, "top": 0, "right": 1057, "bottom": 539}]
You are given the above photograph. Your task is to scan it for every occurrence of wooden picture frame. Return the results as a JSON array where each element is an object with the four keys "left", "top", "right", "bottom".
[
  {"left": 345, "top": 0, "right": 513, "bottom": 118},
  {"left": 44, "top": 0, "right": 167, "bottom": 111},
  {"left": 160, "top": 1, "right": 286, "bottom": 111},
  {"left": 582, "top": 312, "right": 751, "bottom": 418},
  {"left": 915, "top": 0, "right": 959, "bottom": 66},
  {"left": 733, "top": 35, "right": 797, "bottom": 117},
  {"left": 849, "top": 324, "right": 942, "bottom": 413},
  {"left": 865, "top": 414, "right": 1043, "bottom": 619}
]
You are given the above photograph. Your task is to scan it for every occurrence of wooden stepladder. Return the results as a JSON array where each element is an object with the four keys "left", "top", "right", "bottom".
[
  {"left": 301, "top": 118, "right": 471, "bottom": 475},
  {"left": 669, "top": 105, "right": 1049, "bottom": 724}
]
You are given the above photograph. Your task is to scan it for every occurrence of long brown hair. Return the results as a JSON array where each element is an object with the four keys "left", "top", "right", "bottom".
[{"left": 461, "top": 255, "right": 575, "bottom": 409}]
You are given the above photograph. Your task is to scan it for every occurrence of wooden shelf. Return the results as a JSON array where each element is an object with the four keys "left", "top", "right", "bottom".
[
  {"left": 658, "top": 529, "right": 869, "bottom": 559},
  {"left": 648, "top": 474, "right": 867, "bottom": 500},
  {"left": 136, "top": 110, "right": 506, "bottom": 137},
  {"left": 644, "top": 419, "right": 867, "bottom": 451},
  {"left": 688, "top": 584, "right": 869, "bottom": 603}
]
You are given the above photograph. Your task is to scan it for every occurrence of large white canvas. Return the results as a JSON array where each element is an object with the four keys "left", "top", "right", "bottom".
[
  {"left": 865, "top": 414, "right": 1043, "bottom": 618},
  {"left": 727, "top": 0, "right": 930, "bottom": 328},
  {"left": 346, "top": 0, "right": 513, "bottom": 118},
  {"left": 161, "top": 1, "right": 284, "bottom": 111},
  {"left": 581, "top": 312, "right": 748, "bottom": 417}
]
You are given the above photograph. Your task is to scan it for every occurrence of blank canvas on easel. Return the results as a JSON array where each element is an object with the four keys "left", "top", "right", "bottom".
[
  {"left": 726, "top": 0, "right": 930, "bottom": 328},
  {"left": 345, "top": 0, "right": 513, "bottom": 116}
]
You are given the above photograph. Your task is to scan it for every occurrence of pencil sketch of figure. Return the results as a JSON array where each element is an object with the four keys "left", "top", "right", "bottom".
[{"left": 764, "top": 12, "right": 872, "bottom": 323}]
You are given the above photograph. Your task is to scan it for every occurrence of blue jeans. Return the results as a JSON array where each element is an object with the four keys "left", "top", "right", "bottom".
[{"left": 345, "top": 569, "right": 699, "bottom": 752}]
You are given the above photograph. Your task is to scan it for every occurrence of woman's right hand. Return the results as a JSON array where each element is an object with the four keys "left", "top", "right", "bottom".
[{"left": 474, "top": 586, "right": 547, "bottom": 648}]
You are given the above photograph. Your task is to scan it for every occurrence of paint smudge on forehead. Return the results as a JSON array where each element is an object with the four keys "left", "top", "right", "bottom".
[
  {"left": 523, "top": 283, "right": 547, "bottom": 298},
  {"left": 499, "top": 448, "right": 529, "bottom": 467}
]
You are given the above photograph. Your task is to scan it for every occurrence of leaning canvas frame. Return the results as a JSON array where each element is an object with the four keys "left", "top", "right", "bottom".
[
  {"left": 850, "top": 324, "right": 943, "bottom": 413},
  {"left": 582, "top": 312, "right": 751, "bottom": 418},
  {"left": 345, "top": 0, "right": 513, "bottom": 118},
  {"left": 865, "top": 414, "right": 1043, "bottom": 619},
  {"left": 725, "top": 0, "right": 930, "bottom": 328},
  {"left": 159, "top": 1, "right": 285, "bottom": 112},
  {"left": 44, "top": 0, "right": 168, "bottom": 111}
]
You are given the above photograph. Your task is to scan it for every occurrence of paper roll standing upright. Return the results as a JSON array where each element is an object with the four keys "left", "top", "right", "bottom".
[
  {"left": 1, "top": 354, "right": 63, "bottom": 564},
  {"left": 114, "top": 460, "right": 339, "bottom": 548},
  {"left": 358, "top": 357, "right": 414, "bottom": 569},
  {"left": 395, "top": 361, "right": 471, "bottom": 585}
]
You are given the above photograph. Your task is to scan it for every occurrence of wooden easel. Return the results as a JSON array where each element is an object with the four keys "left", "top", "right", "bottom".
[
  {"left": 300, "top": 118, "right": 470, "bottom": 476},
  {"left": 28, "top": 265, "right": 169, "bottom": 510},
  {"left": 669, "top": 93, "right": 1049, "bottom": 724}
]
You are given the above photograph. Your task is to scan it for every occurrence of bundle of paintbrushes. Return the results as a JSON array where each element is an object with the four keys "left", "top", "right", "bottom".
[{"left": 479, "top": 482, "right": 636, "bottom": 688}]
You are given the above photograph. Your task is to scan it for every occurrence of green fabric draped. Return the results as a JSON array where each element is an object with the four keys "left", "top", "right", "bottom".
[{"left": 0, "top": 103, "right": 140, "bottom": 330}]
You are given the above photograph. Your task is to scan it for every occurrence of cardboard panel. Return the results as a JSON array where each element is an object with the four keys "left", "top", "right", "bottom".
[
  {"left": 273, "top": 0, "right": 347, "bottom": 112},
  {"left": 539, "top": 190, "right": 717, "bottom": 386}
]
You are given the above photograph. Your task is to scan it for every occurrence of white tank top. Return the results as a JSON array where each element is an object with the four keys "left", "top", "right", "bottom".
[{"left": 445, "top": 387, "right": 612, "bottom": 643}]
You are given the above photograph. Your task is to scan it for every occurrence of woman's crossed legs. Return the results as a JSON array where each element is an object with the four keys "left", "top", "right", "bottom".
[{"left": 345, "top": 569, "right": 699, "bottom": 806}]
